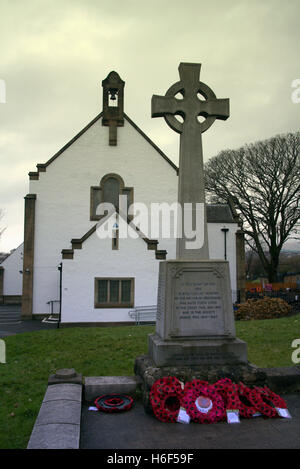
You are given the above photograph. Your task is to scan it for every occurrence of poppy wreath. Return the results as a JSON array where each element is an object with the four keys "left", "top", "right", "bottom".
[
  {"left": 182, "top": 379, "right": 226, "bottom": 424},
  {"left": 250, "top": 386, "right": 288, "bottom": 418},
  {"left": 212, "top": 378, "right": 236, "bottom": 406},
  {"left": 94, "top": 394, "right": 133, "bottom": 413},
  {"left": 212, "top": 378, "right": 241, "bottom": 415},
  {"left": 184, "top": 379, "right": 209, "bottom": 393},
  {"left": 236, "top": 382, "right": 259, "bottom": 418},
  {"left": 149, "top": 376, "right": 185, "bottom": 423}
]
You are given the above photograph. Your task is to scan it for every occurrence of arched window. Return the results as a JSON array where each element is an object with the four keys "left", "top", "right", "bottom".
[
  {"left": 90, "top": 174, "right": 133, "bottom": 221},
  {"left": 103, "top": 176, "right": 121, "bottom": 209}
]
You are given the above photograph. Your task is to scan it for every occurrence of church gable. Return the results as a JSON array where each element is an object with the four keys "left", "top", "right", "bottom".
[
  {"left": 26, "top": 72, "right": 179, "bottom": 279},
  {"left": 28, "top": 71, "right": 177, "bottom": 183}
]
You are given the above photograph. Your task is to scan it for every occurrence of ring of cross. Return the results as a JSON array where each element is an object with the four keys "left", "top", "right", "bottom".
[{"left": 164, "top": 80, "right": 217, "bottom": 134}]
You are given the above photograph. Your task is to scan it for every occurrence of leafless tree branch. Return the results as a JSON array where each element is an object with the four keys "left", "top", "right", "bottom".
[{"left": 205, "top": 131, "right": 300, "bottom": 282}]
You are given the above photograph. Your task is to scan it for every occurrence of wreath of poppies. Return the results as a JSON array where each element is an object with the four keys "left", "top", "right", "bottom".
[
  {"left": 150, "top": 377, "right": 289, "bottom": 423},
  {"left": 249, "top": 386, "right": 288, "bottom": 418},
  {"left": 182, "top": 379, "right": 225, "bottom": 424},
  {"left": 149, "top": 376, "right": 185, "bottom": 423},
  {"left": 213, "top": 378, "right": 239, "bottom": 409},
  {"left": 94, "top": 394, "right": 133, "bottom": 413}
]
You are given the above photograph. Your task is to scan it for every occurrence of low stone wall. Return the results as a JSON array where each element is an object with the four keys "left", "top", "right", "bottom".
[{"left": 27, "top": 383, "right": 82, "bottom": 449}]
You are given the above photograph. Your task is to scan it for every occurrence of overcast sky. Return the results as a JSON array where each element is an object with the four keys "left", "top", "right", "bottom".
[{"left": 0, "top": 0, "right": 299, "bottom": 252}]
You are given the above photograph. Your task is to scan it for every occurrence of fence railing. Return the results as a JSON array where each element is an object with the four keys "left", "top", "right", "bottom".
[
  {"left": 128, "top": 305, "right": 157, "bottom": 325},
  {"left": 46, "top": 300, "right": 60, "bottom": 314},
  {"left": 42, "top": 300, "right": 60, "bottom": 323},
  {"left": 245, "top": 289, "right": 300, "bottom": 304}
]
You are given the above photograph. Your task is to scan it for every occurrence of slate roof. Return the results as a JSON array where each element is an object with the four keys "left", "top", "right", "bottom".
[{"left": 206, "top": 204, "right": 236, "bottom": 223}]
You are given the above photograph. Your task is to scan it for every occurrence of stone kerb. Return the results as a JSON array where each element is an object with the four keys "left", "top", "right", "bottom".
[{"left": 27, "top": 382, "right": 82, "bottom": 449}]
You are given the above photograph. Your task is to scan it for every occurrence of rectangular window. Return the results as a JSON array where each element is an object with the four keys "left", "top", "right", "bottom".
[
  {"left": 121, "top": 279, "right": 131, "bottom": 303},
  {"left": 95, "top": 278, "right": 134, "bottom": 308},
  {"left": 90, "top": 186, "right": 102, "bottom": 220},
  {"left": 98, "top": 279, "right": 108, "bottom": 303}
]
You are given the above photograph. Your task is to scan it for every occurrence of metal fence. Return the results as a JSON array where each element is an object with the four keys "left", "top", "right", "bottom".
[
  {"left": 245, "top": 289, "right": 300, "bottom": 303},
  {"left": 245, "top": 289, "right": 300, "bottom": 313},
  {"left": 128, "top": 305, "right": 157, "bottom": 325}
]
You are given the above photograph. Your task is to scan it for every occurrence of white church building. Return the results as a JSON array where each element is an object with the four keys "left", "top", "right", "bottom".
[
  {"left": 0, "top": 243, "right": 23, "bottom": 304},
  {"left": 0, "top": 71, "right": 245, "bottom": 325}
]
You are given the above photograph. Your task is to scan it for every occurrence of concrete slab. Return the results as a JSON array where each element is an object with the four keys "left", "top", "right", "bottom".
[
  {"left": 80, "top": 394, "right": 300, "bottom": 449},
  {"left": 35, "top": 400, "right": 81, "bottom": 426},
  {"left": 27, "top": 423, "right": 80, "bottom": 449},
  {"left": 43, "top": 383, "right": 82, "bottom": 403}
]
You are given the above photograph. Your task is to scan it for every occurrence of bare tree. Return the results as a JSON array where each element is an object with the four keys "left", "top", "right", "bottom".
[{"left": 205, "top": 132, "right": 300, "bottom": 283}]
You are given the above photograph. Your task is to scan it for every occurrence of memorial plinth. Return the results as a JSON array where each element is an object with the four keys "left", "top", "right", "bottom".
[{"left": 148, "top": 260, "right": 247, "bottom": 366}]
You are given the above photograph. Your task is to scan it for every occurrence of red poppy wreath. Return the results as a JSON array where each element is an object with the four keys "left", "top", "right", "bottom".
[
  {"left": 149, "top": 376, "right": 185, "bottom": 423},
  {"left": 250, "top": 386, "right": 288, "bottom": 418},
  {"left": 182, "top": 379, "right": 225, "bottom": 424},
  {"left": 94, "top": 394, "right": 133, "bottom": 413}
]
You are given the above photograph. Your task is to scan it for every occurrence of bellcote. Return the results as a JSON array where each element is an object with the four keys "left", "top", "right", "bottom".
[{"left": 102, "top": 71, "right": 125, "bottom": 146}]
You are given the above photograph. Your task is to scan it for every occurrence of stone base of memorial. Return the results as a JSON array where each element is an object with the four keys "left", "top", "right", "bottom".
[
  {"left": 148, "top": 334, "right": 247, "bottom": 367},
  {"left": 149, "top": 259, "right": 247, "bottom": 366},
  {"left": 134, "top": 354, "right": 268, "bottom": 415},
  {"left": 134, "top": 259, "right": 263, "bottom": 413}
]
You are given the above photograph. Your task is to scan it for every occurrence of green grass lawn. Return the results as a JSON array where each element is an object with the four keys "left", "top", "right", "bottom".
[{"left": 0, "top": 316, "right": 299, "bottom": 449}]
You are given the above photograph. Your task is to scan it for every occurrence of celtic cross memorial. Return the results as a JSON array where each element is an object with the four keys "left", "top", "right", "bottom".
[{"left": 148, "top": 63, "right": 247, "bottom": 367}]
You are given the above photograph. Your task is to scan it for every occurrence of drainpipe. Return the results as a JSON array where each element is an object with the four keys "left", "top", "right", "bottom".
[
  {"left": 58, "top": 263, "right": 62, "bottom": 329},
  {"left": 221, "top": 227, "right": 229, "bottom": 260}
]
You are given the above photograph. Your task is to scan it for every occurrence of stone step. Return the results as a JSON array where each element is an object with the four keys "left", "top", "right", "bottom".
[
  {"left": 0, "top": 312, "right": 21, "bottom": 317},
  {"left": 0, "top": 309, "right": 21, "bottom": 315},
  {"left": 84, "top": 376, "right": 142, "bottom": 402},
  {"left": 0, "top": 313, "right": 21, "bottom": 321},
  {"left": 42, "top": 316, "right": 59, "bottom": 324},
  {"left": 0, "top": 319, "right": 21, "bottom": 322}
]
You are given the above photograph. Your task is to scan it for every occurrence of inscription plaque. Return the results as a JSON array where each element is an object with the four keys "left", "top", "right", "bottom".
[
  {"left": 155, "top": 260, "right": 236, "bottom": 342},
  {"left": 172, "top": 270, "right": 225, "bottom": 337}
]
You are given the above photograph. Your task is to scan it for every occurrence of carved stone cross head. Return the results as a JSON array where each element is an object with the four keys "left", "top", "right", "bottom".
[
  {"left": 151, "top": 63, "right": 230, "bottom": 261},
  {"left": 152, "top": 63, "right": 229, "bottom": 135}
]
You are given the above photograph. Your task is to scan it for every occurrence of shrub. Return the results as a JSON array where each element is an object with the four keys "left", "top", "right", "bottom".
[{"left": 235, "top": 297, "right": 292, "bottom": 321}]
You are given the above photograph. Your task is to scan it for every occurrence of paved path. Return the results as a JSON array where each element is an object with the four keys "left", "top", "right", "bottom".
[
  {"left": 80, "top": 395, "right": 300, "bottom": 449},
  {"left": 0, "top": 320, "right": 57, "bottom": 338}
]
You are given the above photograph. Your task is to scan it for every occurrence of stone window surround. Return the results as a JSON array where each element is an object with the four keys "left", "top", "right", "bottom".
[
  {"left": 94, "top": 277, "right": 134, "bottom": 309},
  {"left": 90, "top": 173, "right": 134, "bottom": 222}
]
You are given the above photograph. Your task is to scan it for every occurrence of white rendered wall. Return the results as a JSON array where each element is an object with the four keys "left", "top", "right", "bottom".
[
  {"left": 29, "top": 117, "right": 178, "bottom": 315},
  {"left": 1, "top": 243, "right": 23, "bottom": 295},
  {"left": 61, "top": 221, "right": 160, "bottom": 323}
]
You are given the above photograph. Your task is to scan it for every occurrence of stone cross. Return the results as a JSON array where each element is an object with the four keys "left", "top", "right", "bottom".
[{"left": 152, "top": 63, "right": 229, "bottom": 260}]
